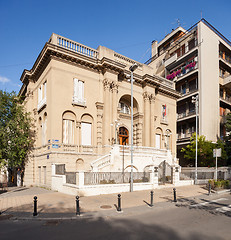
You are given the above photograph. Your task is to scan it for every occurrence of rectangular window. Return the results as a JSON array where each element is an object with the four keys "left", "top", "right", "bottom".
[
  {"left": 63, "top": 120, "right": 74, "bottom": 144},
  {"left": 38, "top": 86, "right": 42, "bottom": 103},
  {"left": 81, "top": 122, "right": 92, "bottom": 146},
  {"left": 73, "top": 78, "right": 85, "bottom": 105},
  {"left": 38, "top": 166, "right": 41, "bottom": 184},
  {"left": 43, "top": 166, "right": 46, "bottom": 184},
  {"left": 188, "top": 39, "right": 195, "bottom": 51},
  {"left": 43, "top": 81, "right": 47, "bottom": 99},
  {"left": 41, "top": 118, "right": 47, "bottom": 145},
  {"left": 155, "top": 134, "right": 161, "bottom": 149}
]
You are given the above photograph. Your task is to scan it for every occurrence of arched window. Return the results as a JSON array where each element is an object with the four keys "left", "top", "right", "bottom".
[
  {"left": 155, "top": 127, "right": 163, "bottom": 149},
  {"left": 63, "top": 111, "right": 75, "bottom": 144},
  {"left": 119, "top": 127, "right": 129, "bottom": 145},
  {"left": 119, "top": 102, "right": 130, "bottom": 114},
  {"left": 81, "top": 114, "right": 93, "bottom": 146}
]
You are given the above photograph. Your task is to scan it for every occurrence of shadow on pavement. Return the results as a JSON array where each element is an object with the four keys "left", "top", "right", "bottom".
[{"left": 0, "top": 215, "right": 222, "bottom": 240}]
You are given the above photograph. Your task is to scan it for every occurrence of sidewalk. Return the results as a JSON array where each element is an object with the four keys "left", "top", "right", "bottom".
[{"left": 0, "top": 185, "right": 208, "bottom": 220}]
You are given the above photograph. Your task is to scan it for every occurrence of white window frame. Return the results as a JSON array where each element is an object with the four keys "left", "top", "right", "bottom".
[
  {"left": 73, "top": 78, "right": 86, "bottom": 106},
  {"left": 63, "top": 119, "right": 75, "bottom": 144},
  {"left": 81, "top": 122, "right": 92, "bottom": 146},
  {"left": 155, "top": 134, "right": 161, "bottom": 149}
]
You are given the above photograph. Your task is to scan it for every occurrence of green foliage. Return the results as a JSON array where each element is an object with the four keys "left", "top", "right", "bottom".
[
  {"left": 0, "top": 90, "right": 35, "bottom": 170},
  {"left": 181, "top": 133, "right": 227, "bottom": 167},
  {"left": 225, "top": 113, "right": 231, "bottom": 166},
  {"left": 208, "top": 179, "right": 230, "bottom": 190}
]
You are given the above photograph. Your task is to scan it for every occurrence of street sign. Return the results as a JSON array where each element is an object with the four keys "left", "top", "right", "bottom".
[{"left": 213, "top": 148, "right": 221, "bottom": 158}]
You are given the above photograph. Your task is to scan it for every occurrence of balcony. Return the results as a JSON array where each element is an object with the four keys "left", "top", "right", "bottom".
[
  {"left": 223, "top": 75, "right": 231, "bottom": 88},
  {"left": 177, "top": 109, "right": 196, "bottom": 120},
  {"left": 72, "top": 96, "right": 86, "bottom": 107},
  {"left": 49, "top": 33, "right": 98, "bottom": 59},
  {"left": 177, "top": 132, "right": 193, "bottom": 140},
  {"left": 166, "top": 61, "right": 198, "bottom": 81},
  {"left": 219, "top": 51, "right": 231, "bottom": 67},
  {"left": 37, "top": 97, "right": 46, "bottom": 111},
  {"left": 165, "top": 40, "right": 198, "bottom": 68}
]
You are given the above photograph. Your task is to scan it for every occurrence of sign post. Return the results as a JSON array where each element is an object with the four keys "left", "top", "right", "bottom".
[{"left": 213, "top": 148, "right": 221, "bottom": 181}]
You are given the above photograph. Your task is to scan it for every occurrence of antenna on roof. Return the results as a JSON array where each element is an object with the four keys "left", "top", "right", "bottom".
[
  {"left": 171, "top": 18, "right": 186, "bottom": 28},
  {"left": 200, "top": 10, "right": 203, "bottom": 20}
]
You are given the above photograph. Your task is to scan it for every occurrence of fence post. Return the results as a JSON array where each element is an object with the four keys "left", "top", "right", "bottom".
[
  {"left": 76, "top": 171, "right": 84, "bottom": 187},
  {"left": 151, "top": 166, "right": 158, "bottom": 187},
  {"left": 172, "top": 165, "right": 180, "bottom": 185}
]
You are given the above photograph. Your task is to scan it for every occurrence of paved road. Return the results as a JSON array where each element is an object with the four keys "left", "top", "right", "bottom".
[{"left": 1, "top": 193, "right": 231, "bottom": 240}]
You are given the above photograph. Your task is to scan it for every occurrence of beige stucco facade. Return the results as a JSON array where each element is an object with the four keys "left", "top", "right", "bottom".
[{"left": 20, "top": 34, "right": 180, "bottom": 187}]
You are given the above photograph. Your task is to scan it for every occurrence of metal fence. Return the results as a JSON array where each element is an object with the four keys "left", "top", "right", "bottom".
[
  {"left": 66, "top": 172, "right": 76, "bottom": 184},
  {"left": 180, "top": 168, "right": 227, "bottom": 180},
  {"left": 84, "top": 172, "right": 150, "bottom": 185},
  {"left": 55, "top": 164, "right": 65, "bottom": 175}
]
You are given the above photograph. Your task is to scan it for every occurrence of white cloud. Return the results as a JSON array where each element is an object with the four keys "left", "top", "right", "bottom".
[{"left": 0, "top": 76, "right": 11, "bottom": 84}]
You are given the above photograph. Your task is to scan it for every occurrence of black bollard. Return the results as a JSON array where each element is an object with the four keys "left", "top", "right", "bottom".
[
  {"left": 173, "top": 188, "right": 177, "bottom": 202},
  {"left": 76, "top": 196, "right": 80, "bottom": 216},
  {"left": 150, "top": 191, "right": 154, "bottom": 207},
  {"left": 117, "top": 194, "right": 121, "bottom": 212},
  {"left": 33, "top": 196, "right": 38, "bottom": 216},
  {"left": 208, "top": 182, "right": 211, "bottom": 195}
]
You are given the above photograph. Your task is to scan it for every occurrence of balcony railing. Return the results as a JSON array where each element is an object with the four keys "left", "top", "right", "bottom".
[
  {"left": 177, "top": 132, "right": 193, "bottom": 140},
  {"left": 177, "top": 110, "right": 196, "bottom": 120},
  {"left": 37, "top": 97, "right": 46, "bottom": 111},
  {"left": 220, "top": 96, "right": 231, "bottom": 104},
  {"left": 166, "top": 61, "right": 197, "bottom": 80},
  {"left": 49, "top": 33, "right": 98, "bottom": 59},
  {"left": 72, "top": 96, "right": 86, "bottom": 106},
  {"left": 219, "top": 51, "right": 231, "bottom": 65},
  {"left": 165, "top": 40, "right": 198, "bottom": 67}
]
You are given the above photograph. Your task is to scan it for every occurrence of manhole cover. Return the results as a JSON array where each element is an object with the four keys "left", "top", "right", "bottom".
[
  {"left": 44, "top": 220, "right": 59, "bottom": 226},
  {"left": 100, "top": 205, "right": 112, "bottom": 209}
]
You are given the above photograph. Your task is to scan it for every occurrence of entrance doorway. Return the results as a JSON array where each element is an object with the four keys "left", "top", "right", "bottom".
[{"left": 119, "top": 127, "right": 129, "bottom": 145}]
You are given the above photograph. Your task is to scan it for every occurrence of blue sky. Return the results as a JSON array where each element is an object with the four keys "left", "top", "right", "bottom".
[{"left": 0, "top": 0, "right": 230, "bottom": 93}]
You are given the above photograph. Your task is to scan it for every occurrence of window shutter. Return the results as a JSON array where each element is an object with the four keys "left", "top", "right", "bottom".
[
  {"left": 81, "top": 122, "right": 91, "bottom": 145},
  {"left": 44, "top": 82, "right": 47, "bottom": 99},
  {"left": 74, "top": 78, "right": 79, "bottom": 97},
  {"left": 78, "top": 81, "right": 84, "bottom": 100},
  {"left": 63, "top": 120, "right": 67, "bottom": 144},
  {"left": 155, "top": 134, "right": 161, "bottom": 149}
]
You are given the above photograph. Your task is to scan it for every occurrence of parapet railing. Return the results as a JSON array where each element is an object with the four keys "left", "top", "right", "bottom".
[{"left": 49, "top": 33, "right": 98, "bottom": 59}]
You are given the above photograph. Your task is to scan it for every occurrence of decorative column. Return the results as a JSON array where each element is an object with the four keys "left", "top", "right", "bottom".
[
  {"left": 96, "top": 102, "right": 104, "bottom": 154},
  {"left": 103, "top": 79, "right": 111, "bottom": 145},
  {"left": 150, "top": 94, "right": 156, "bottom": 147},
  {"left": 111, "top": 81, "right": 118, "bottom": 144},
  {"left": 76, "top": 121, "right": 81, "bottom": 152},
  {"left": 143, "top": 92, "right": 151, "bottom": 147}
]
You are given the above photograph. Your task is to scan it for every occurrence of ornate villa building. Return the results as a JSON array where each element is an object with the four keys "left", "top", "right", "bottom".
[{"left": 19, "top": 32, "right": 180, "bottom": 188}]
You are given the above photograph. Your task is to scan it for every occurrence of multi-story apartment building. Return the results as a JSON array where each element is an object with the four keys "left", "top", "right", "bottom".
[
  {"left": 19, "top": 33, "right": 180, "bottom": 187},
  {"left": 147, "top": 19, "right": 231, "bottom": 165}
]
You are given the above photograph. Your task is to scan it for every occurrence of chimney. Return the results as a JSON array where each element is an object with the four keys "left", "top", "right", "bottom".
[{"left": 151, "top": 40, "right": 158, "bottom": 57}]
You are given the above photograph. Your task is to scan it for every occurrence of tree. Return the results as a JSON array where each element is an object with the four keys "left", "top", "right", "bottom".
[
  {"left": 225, "top": 112, "right": 231, "bottom": 166},
  {"left": 0, "top": 90, "right": 35, "bottom": 170},
  {"left": 181, "top": 133, "right": 227, "bottom": 167}
]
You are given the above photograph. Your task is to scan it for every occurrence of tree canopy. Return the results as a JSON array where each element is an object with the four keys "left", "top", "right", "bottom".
[
  {"left": 181, "top": 133, "right": 227, "bottom": 167},
  {"left": 0, "top": 90, "right": 34, "bottom": 170}
]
